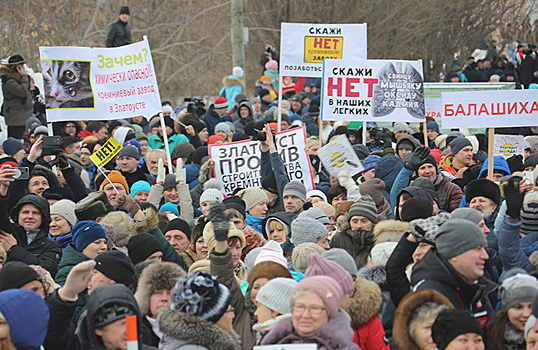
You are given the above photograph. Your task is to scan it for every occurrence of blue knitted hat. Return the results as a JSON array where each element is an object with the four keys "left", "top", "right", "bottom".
[{"left": 72, "top": 220, "right": 107, "bottom": 252}]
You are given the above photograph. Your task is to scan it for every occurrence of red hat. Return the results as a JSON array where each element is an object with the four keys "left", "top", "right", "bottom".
[
  {"left": 207, "top": 135, "right": 224, "bottom": 145},
  {"left": 214, "top": 97, "right": 228, "bottom": 109}
]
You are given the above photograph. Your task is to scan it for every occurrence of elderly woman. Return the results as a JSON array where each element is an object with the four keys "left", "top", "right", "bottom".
[
  {"left": 48, "top": 199, "right": 77, "bottom": 253},
  {"left": 261, "top": 275, "right": 360, "bottom": 349}
]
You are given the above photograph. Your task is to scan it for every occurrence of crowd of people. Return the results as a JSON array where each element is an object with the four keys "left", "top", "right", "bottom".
[{"left": 4, "top": 10, "right": 538, "bottom": 349}]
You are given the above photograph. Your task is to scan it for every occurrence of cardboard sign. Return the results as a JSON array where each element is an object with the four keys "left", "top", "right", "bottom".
[
  {"left": 39, "top": 40, "right": 162, "bottom": 122},
  {"left": 321, "top": 58, "right": 425, "bottom": 122},
  {"left": 442, "top": 89, "right": 538, "bottom": 128},
  {"left": 90, "top": 136, "right": 122, "bottom": 168},
  {"left": 318, "top": 134, "right": 363, "bottom": 177},
  {"left": 493, "top": 134, "right": 525, "bottom": 159},
  {"left": 280, "top": 23, "right": 367, "bottom": 78},
  {"left": 209, "top": 127, "right": 314, "bottom": 195}
]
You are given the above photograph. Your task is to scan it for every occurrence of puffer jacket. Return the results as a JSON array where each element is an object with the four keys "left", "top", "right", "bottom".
[
  {"left": 330, "top": 229, "right": 374, "bottom": 269},
  {"left": 0, "top": 66, "right": 33, "bottom": 126}
]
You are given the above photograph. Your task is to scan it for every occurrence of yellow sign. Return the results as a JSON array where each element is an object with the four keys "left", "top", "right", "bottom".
[
  {"left": 90, "top": 137, "right": 122, "bottom": 168},
  {"left": 304, "top": 36, "right": 343, "bottom": 63}
]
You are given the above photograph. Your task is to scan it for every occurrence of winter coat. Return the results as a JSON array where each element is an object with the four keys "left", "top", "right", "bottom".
[
  {"left": 105, "top": 19, "right": 131, "bottom": 47},
  {"left": 253, "top": 314, "right": 290, "bottom": 345},
  {"left": 158, "top": 308, "right": 241, "bottom": 350},
  {"left": 498, "top": 216, "right": 534, "bottom": 272},
  {"left": 375, "top": 156, "right": 404, "bottom": 202},
  {"left": 233, "top": 101, "right": 254, "bottom": 135},
  {"left": 180, "top": 246, "right": 201, "bottom": 270},
  {"left": 55, "top": 244, "right": 89, "bottom": 285},
  {"left": 264, "top": 68, "right": 279, "bottom": 90},
  {"left": 303, "top": 115, "right": 320, "bottom": 137},
  {"left": 185, "top": 163, "right": 201, "bottom": 190},
  {"left": 219, "top": 75, "right": 244, "bottom": 111},
  {"left": 148, "top": 132, "right": 189, "bottom": 157},
  {"left": 345, "top": 277, "right": 389, "bottom": 350},
  {"left": 260, "top": 150, "right": 290, "bottom": 213},
  {"left": 386, "top": 233, "right": 418, "bottom": 306},
  {"left": 519, "top": 55, "right": 538, "bottom": 88},
  {"left": 432, "top": 172, "right": 463, "bottom": 212},
  {"left": 202, "top": 105, "right": 232, "bottom": 135},
  {"left": 330, "top": 229, "right": 374, "bottom": 269},
  {"left": 0, "top": 194, "right": 61, "bottom": 275},
  {"left": 261, "top": 310, "right": 360, "bottom": 350},
  {"left": 120, "top": 166, "right": 156, "bottom": 189},
  {"left": 439, "top": 152, "right": 475, "bottom": 178},
  {"left": 0, "top": 66, "right": 33, "bottom": 126}
]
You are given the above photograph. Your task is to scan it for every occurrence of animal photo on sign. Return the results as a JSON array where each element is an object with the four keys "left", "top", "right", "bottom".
[{"left": 42, "top": 60, "right": 94, "bottom": 109}]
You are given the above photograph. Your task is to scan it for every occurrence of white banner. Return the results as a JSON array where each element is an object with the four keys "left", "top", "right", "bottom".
[
  {"left": 494, "top": 134, "right": 525, "bottom": 159},
  {"left": 280, "top": 23, "right": 367, "bottom": 78},
  {"left": 39, "top": 40, "right": 162, "bottom": 122},
  {"left": 321, "top": 58, "right": 425, "bottom": 122},
  {"left": 209, "top": 127, "right": 314, "bottom": 195},
  {"left": 318, "top": 134, "right": 363, "bottom": 177},
  {"left": 442, "top": 90, "right": 538, "bottom": 128}
]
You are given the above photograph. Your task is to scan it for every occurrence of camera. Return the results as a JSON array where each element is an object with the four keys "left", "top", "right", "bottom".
[
  {"left": 185, "top": 97, "right": 205, "bottom": 115},
  {"left": 369, "top": 127, "right": 384, "bottom": 140},
  {"left": 253, "top": 128, "right": 275, "bottom": 142}
]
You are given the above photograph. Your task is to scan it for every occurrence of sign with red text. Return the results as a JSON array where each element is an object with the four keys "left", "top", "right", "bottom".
[
  {"left": 280, "top": 23, "right": 367, "bottom": 78},
  {"left": 39, "top": 40, "right": 161, "bottom": 122},
  {"left": 321, "top": 58, "right": 425, "bottom": 122},
  {"left": 209, "top": 127, "right": 314, "bottom": 195},
  {"left": 442, "top": 90, "right": 538, "bottom": 128}
]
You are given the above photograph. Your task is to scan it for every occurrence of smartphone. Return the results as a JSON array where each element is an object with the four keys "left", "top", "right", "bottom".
[
  {"left": 523, "top": 170, "right": 535, "bottom": 193},
  {"left": 42, "top": 136, "right": 62, "bottom": 156},
  {"left": 6, "top": 167, "right": 29, "bottom": 180}
]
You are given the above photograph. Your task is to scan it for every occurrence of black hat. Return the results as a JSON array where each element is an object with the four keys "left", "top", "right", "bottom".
[
  {"left": 283, "top": 89, "right": 296, "bottom": 100},
  {"left": 223, "top": 196, "right": 247, "bottom": 219},
  {"left": 432, "top": 309, "right": 483, "bottom": 350},
  {"left": 192, "top": 146, "right": 208, "bottom": 165},
  {"left": 308, "top": 105, "right": 320, "bottom": 117},
  {"left": 465, "top": 178, "right": 501, "bottom": 206},
  {"left": 119, "top": 6, "right": 130, "bottom": 15},
  {"left": 8, "top": 54, "right": 26, "bottom": 65},
  {"left": 400, "top": 197, "right": 433, "bottom": 221},
  {"left": 42, "top": 186, "right": 75, "bottom": 201},
  {"left": 164, "top": 218, "right": 192, "bottom": 241},
  {"left": 128, "top": 233, "right": 163, "bottom": 266},
  {"left": 94, "top": 250, "right": 135, "bottom": 286},
  {"left": 261, "top": 172, "right": 278, "bottom": 195},
  {"left": 235, "top": 94, "right": 247, "bottom": 104},
  {"left": 0, "top": 261, "right": 41, "bottom": 291},
  {"left": 258, "top": 89, "right": 270, "bottom": 98}
]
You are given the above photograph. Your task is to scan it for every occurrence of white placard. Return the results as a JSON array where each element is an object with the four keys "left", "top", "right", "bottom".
[
  {"left": 280, "top": 23, "right": 367, "bottom": 78},
  {"left": 321, "top": 58, "right": 425, "bottom": 122},
  {"left": 39, "top": 40, "right": 162, "bottom": 122},
  {"left": 318, "top": 134, "right": 363, "bottom": 177},
  {"left": 493, "top": 134, "right": 525, "bottom": 159}
]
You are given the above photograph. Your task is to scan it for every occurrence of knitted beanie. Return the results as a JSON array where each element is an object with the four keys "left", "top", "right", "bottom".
[
  {"left": 254, "top": 240, "right": 287, "bottom": 268},
  {"left": 307, "top": 190, "right": 327, "bottom": 203},
  {"left": 265, "top": 60, "right": 278, "bottom": 70},
  {"left": 128, "top": 233, "right": 163, "bottom": 266},
  {"left": 0, "top": 261, "right": 41, "bottom": 291},
  {"left": 393, "top": 122, "right": 408, "bottom": 133},
  {"left": 94, "top": 250, "right": 135, "bottom": 286},
  {"left": 256, "top": 277, "right": 298, "bottom": 315},
  {"left": 42, "top": 187, "right": 74, "bottom": 202},
  {"left": 116, "top": 145, "right": 140, "bottom": 160},
  {"left": 236, "top": 187, "right": 268, "bottom": 211},
  {"left": 305, "top": 253, "right": 354, "bottom": 294},
  {"left": 215, "top": 122, "right": 232, "bottom": 136},
  {"left": 313, "top": 202, "right": 336, "bottom": 218},
  {"left": 130, "top": 181, "right": 151, "bottom": 198},
  {"left": 244, "top": 247, "right": 263, "bottom": 274},
  {"left": 500, "top": 273, "right": 538, "bottom": 311},
  {"left": 521, "top": 201, "right": 538, "bottom": 235},
  {"left": 353, "top": 144, "right": 370, "bottom": 161},
  {"left": 2, "top": 137, "right": 23, "bottom": 156},
  {"left": 291, "top": 243, "right": 324, "bottom": 272},
  {"left": 163, "top": 174, "right": 177, "bottom": 191},
  {"left": 348, "top": 195, "right": 379, "bottom": 224},
  {"left": 262, "top": 172, "right": 278, "bottom": 195},
  {"left": 170, "top": 271, "right": 232, "bottom": 323},
  {"left": 359, "top": 179, "right": 386, "bottom": 207},
  {"left": 283, "top": 181, "right": 307, "bottom": 202},
  {"left": 247, "top": 261, "right": 292, "bottom": 288},
  {"left": 164, "top": 218, "right": 192, "bottom": 241},
  {"left": 292, "top": 276, "right": 343, "bottom": 319},
  {"left": 449, "top": 137, "right": 472, "bottom": 156},
  {"left": 362, "top": 155, "right": 381, "bottom": 173},
  {"left": 400, "top": 197, "right": 433, "bottom": 222},
  {"left": 435, "top": 219, "right": 487, "bottom": 260},
  {"left": 427, "top": 121, "right": 440, "bottom": 133},
  {"left": 432, "top": 309, "right": 483, "bottom": 350},
  {"left": 322, "top": 248, "right": 358, "bottom": 277},
  {"left": 99, "top": 170, "right": 130, "bottom": 194},
  {"left": 451, "top": 208, "right": 484, "bottom": 225},
  {"left": 50, "top": 199, "right": 77, "bottom": 227},
  {"left": 223, "top": 196, "right": 247, "bottom": 220},
  {"left": 72, "top": 220, "right": 107, "bottom": 252},
  {"left": 199, "top": 188, "right": 224, "bottom": 205},
  {"left": 291, "top": 216, "right": 328, "bottom": 245},
  {"left": 370, "top": 242, "right": 398, "bottom": 266},
  {"left": 158, "top": 202, "right": 179, "bottom": 217},
  {"left": 172, "top": 142, "right": 195, "bottom": 161},
  {"left": 233, "top": 66, "right": 244, "bottom": 78},
  {"left": 298, "top": 207, "right": 329, "bottom": 225}
]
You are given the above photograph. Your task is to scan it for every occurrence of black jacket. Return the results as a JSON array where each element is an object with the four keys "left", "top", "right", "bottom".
[
  {"left": 105, "top": 19, "right": 131, "bottom": 47},
  {"left": 330, "top": 229, "right": 375, "bottom": 269},
  {"left": 386, "top": 233, "right": 417, "bottom": 307}
]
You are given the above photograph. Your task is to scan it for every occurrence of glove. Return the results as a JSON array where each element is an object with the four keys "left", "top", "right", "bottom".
[
  {"left": 381, "top": 132, "right": 393, "bottom": 147},
  {"left": 156, "top": 158, "right": 165, "bottom": 184},
  {"left": 403, "top": 145, "right": 430, "bottom": 172},
  {"left": 58, "top": 260, "right": 95, "bottom": 301},
  {"left": 208, "top": 202, "right": 230, "bottom": 242},
  {"left": 116, "top": 193, "right": 141, "bottom": 216},
  {"left": 409, "top": 212, "right": 451, "bottom": 243},
  {"left": 503, "top": 176, "right": 525, "bottom": 219},
  {"left": 338, "top": 170, "right": 359, "bottom": 193},
  {"left": 49, "top": 150, "right": 70, "bottom": 169},
  {"left": 176, "top": 158, "right": 184, "bottom": 183}
]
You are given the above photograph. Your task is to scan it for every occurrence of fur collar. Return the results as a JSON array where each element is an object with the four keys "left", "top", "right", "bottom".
[
  {"left": 357, "top": 265, "right": 387, "bottom": 289},
  {"left": 221, "top": 75, "right": 244, "bottom": 87},
  {"left": 0, "top": 66, "right": 20, "bottom": 80},
  {"left": 372, "top": 220, "right": 409, "bottom": 243},
  {"left": 252, "top": 313, "right": 289, "bottom": 332},
  {"left": 345, "top": 277, "right": 382, "bottom": 328},
  {"left": 131, "top": 208, "right": 159, "bottom": 234},
  {"left": 158, "top": 308, "right": 241, "bottom": 350}
]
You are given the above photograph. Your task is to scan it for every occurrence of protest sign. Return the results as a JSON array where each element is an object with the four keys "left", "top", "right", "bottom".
[
  {"left": 90, "top": 136, "right": 123, "bottom": 168},
  {"left": 209, "top": 127, "right": 314, "bottom": 195},
  {"left": 254, "top": 345, "right": 317, "bottom": 350},
  {"left": 442, "top": 90, "right": 538, "bottom": 128},
  {"left": 493, "top": 134, "right": 525, "bottom": 159},
  {"left": 280, "top": 23, "right": 367, "bottom": 78},
  {"left": 321, "top": 58, "right": 425, "bottom": 122},
  {"left": 318, "top": 134, "right": 363, "bottom": 177},
  {"left": 39, "top": 40, "right": 162, "bottom": 122}
]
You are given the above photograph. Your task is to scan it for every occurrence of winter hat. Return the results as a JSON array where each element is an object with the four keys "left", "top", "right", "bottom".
[
  {"left": 265, "top": 60, "right": 278, "bottom": 70},
  {"left": 465, "top": 179, "right": 501, "bottom": 206},
  {"left": 322, "top": 248, "right": 358, "bottom": 277},
  {"left": 233, "top": 66, "right": 244, "bottom": 78},
  {"left": 33, "top": 125, "right": 49, "bottom": 137},
  {"left": 130, "top": 181, "right": 151, "bottom": 199},
  {"left": 199, "top": 188, "right": 224, "bottom": 204},
  {"left": 0, "top": 261, "right": 41, "bottom": 291},
  {"left": 207, "top": 135, "right": 224, "bottom": 145},
  {"left": 223, "top": 196, "right": 246, "bottom": 219},
  {"left": 348, "top": 195, "right": 379, "bottom": 224},
  {"left": 242, "top": 230, "right": 266, "bottom": 260},
  {"left": 449, "top": 137, "right": 472, "bottom": 156},
  {"left": 500, "top": 272, "right": 538, "bottom": 311},
  {"left": 75, "top": 191, "right": 115, "bottom": 221},
  {"left": 94, "top": 250, "right": 135, "bottom": 286},
  {"left": 163, "top": 174, "right": 177, "bottom": 191},
  {"left": 192, "top": 146, "right": 208, "bottom": 166},
  {"left": 292, "top": 243, "right": 324, "bottom": 272},
  {"left": 2, "top": 137, "right": 23, "bottom": 156},
  {"left": 305, "top": 254, "right": 354, "bottom": 294},
  {"left": 236, "top": 187, "right": 267, "bottom": 211},
  {"left": 313, "top": 201, "right": 336, "bottom": 218},
  {"left": 172, "top": 142, "right": 195, "bottom": 161},
  {"left": 262, "top": 172, "right": 278, "bottom": 195},
  {"left": 119, "top": 6, "right": 130, "bottom": 15},
  {"left": 292, "top": 276, "right": 343, "bottom": 319},
  {"left": 42, "top": 187, "right": 74, "bottom": 202},
  {"left": 397, "top": 138, "right": 416, "bottom": 152},
  {"left": 254, "top": 240, "right": 287, "bottom": 267},
  {"left": 308, "top": 105, "right": 320, "bottom": 117},
  {"left": 169, "top": 271, "right": 232, "bottom": 323},
  {"left": 159, "top": 202, "right": 179, "bottom": 217},
  {"left": 353, "top": 144, "right": 370, "bottom": 161},
  {"left": 116, "top": 145, "right": 140, "bottom": 160},
  {"left": 427, "top": 121, "right": 440, "bottom": 133},
  {"left": 521, "top": 201, "right": 538, "bottom": 234},
  {"left": 128, "top": 233, "right": 163, "bottom": 266},
  {"left": 214, "top": 97, "right": 228, "bottom": 109},
  {"left": 99, "top": 170, "right": 129, "bottom": 194},
  {"left": 435, "top": 219, "right": 487, "bottom": 260},
  {"left": 362, "top": 155, "right": 381, "bottom": 173},
  {"left": 72, "top": 220, "right": 107, "bottom": 252},
  {"left": 50, "top": 199, "right": 77, "bottom": 227},
  {"left": 393, "top": 122, "right": 408, "bottom": 134},
  {"left": 283, "top": 180, "right": 307, "bottom": 202},
  {"left": 100, "top": 211, "right": 133, "bottom": 247},
  {"left": 291, "top": 216, "right": 328, "bottom": 245},
  {"left": 446, "top": 131, "right": 463, "bottom": 146},
  {"left": 400, "top": 197, "right": 433, "bottom": 221},
  {"left": 256, "top": 277, "right": 298, "bottom": 315},
  {"left": 306, "top": 136, "right": 319, "bottom": 149},
  {"left": 307, "top": 190, "right": 327, "bottom": 202},
  {"left": 432, "top": 309, "right": 483, "bottom": 350},
  {"left": 435, "top": 134, "right": 448, "bottom": 149},
  {"left": 248, "top": 260, "right": 292, "bottom": 288},
  {"left": 164, "top": 218, "right": 192, "bottom": 241},
  {"left": 215, "top": 122, "right": 232, "bottom": 136},
  {"left": 359, "top": 179, "right": 386, "bottom": 207},
  {"left": 369, "top": 242, "right": 398, "bottom": 266},
  {"left": 203, "top": 222, "right": 245, "bottom": 251},
  {"left": 451, "top": 207, "right": 484, "bottom": 225},
  {"left": 25, "top": 116, "right": 41, "bottom": 130},
  {"left": 298, "top": 207, "right": 329, "bottom": 225}
]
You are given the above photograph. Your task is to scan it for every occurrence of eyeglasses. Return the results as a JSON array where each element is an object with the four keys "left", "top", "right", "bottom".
[
  {"left": 65, "top": 124, "right": 76, "bottom": 128},
  {"left": 293, "top": 304, "right": 326, "bottom": 316},
  {"left": 225, "top": 306, "right": 235, "bottom": 314}
]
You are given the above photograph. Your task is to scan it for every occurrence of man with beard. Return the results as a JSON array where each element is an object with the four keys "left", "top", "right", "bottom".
[{"left": 465, "top": 178, "right": 501, "bottom": 251}]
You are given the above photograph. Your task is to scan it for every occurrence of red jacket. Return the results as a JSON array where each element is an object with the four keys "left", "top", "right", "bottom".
[{"left": 353, "top": 315, "right": 390, "bottom": 350}]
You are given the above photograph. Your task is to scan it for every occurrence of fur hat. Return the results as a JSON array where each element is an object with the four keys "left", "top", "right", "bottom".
[
  {"left": 247, "top": 261, "right": 292, "bottom": 288},
  {"left": 236, "top": 187, "right": 267, "bottom": 211},
  {"left": 305, "top": 253, "right": 354, "bottom": 294},
  {"left": 465, "top": 178, "right": 501, "bottom": 206},
  {"left": 50, "top": 199, "right": 77, "bottom": 227},
  {"left": 292, "top": 276, "right": 343, "bottom": 319},
  {"left": 241, "top": 229, "right": 265, "bottom": 261},
  {"left": 135, "top": 262, "right": 186, "bottom": 316},
  {"left": 372, "top": 220, "right": 409, "bottom": 243},
  {"left": 100, "top": 211, "right": 134, "bottom": 247},
  {"left": 370, "top": 242, "right": 398, "bottom": 266},
  {"left": 291, "top": 243, "right": 324, "bottom": 272}
]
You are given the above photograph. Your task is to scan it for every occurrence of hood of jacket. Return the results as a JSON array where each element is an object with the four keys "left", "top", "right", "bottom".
[
  {"left": 396, "top": 134, "right": 418, "bottom": 152},
  {"left": 0, "top": 66, "right": 21, "bottom": 81},
  {"left": 221, "top": 75, "right": 244, "bottom": 88},
  {"left": 11, "top": 193, "right": 51, "bottom": 230},
  {"left": 374, "top": 156, "right": 404, "bottom": 194},
  {"left": 372, "top": 220, "right": 409, "bottom": 243},
  {"left": 395, "top": 186, "right": 434, "bottom": 220},
  {"left": 261, "top": 211, "right": 297, "bottom": 240},
  {"left": 345, "top": 277, "right": 383, "bottom": 328},
  {"left": 357, "top": 265, "right": 388, "bottom": 290},
  {"left": 478, "top": 155, "right": 511, "bottom": 178},
  {"left": 158, "top": 308, "right": 241, "bottom": 350}
]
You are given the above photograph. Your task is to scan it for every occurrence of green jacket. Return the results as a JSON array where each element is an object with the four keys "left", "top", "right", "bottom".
[{"left": 0, "top": 66, "right": 33, "bottom": 126}]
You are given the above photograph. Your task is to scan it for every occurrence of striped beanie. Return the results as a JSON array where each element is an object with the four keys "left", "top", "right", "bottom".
[{"left": 348, "top": 195, "right": 379, "bottom": 224}]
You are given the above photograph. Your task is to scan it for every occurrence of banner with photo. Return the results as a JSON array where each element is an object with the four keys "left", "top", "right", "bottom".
[
  {"left": 318, "top": 134, "right": 363, "bottom": 177},
  {"left": 39, "top": 40, "right": 162, "bottom": 122},
  {"left": 209, "top": 127, "right": 314, "bottom": 195},
  {"left": 280, "top": 23, "right": 367, "bottom": 78},
  {"left": 321, "top": 58, "right": 425, "bottom": 122}
]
